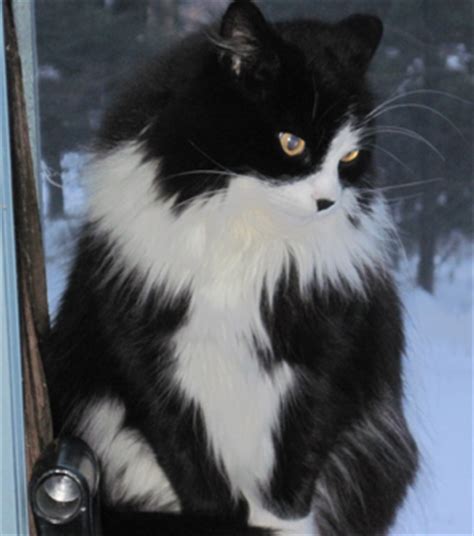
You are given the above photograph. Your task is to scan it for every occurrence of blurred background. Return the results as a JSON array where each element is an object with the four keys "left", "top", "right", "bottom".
[{"left": 35, "top": 1, "right": 473, "bottom": 534}]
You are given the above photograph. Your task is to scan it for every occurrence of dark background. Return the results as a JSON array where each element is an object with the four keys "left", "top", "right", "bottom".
[{"left": 36, "top": 0, "right": 473, "bottom": 294}]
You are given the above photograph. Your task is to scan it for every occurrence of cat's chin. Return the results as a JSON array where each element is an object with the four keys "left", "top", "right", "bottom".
[{"left": 274, "top": 207, "right": 337, "bottom": 226}]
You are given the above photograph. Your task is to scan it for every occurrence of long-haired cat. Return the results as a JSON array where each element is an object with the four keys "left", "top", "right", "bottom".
[{"left": 44, "top": 1, "right": 418, "bottom": 534}]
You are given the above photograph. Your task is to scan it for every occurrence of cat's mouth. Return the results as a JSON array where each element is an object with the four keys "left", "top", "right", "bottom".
[
  {"left": 265, "top": 192, "right": 344, "bottom": 226},
  {"left": 255, "top": 196, "right": 344, "bottom": 234}
]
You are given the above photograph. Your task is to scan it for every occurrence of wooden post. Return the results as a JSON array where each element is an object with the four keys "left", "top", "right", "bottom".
[{"left": 4, "top": 1, "right": 53, "bottom": 534}]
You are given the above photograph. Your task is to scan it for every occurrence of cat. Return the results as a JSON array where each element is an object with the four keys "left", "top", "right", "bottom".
[{"left": 44, "top": 1, "right": 418, "bottom": 534}]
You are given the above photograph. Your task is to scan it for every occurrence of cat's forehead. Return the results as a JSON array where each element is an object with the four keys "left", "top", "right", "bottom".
[
  {"left": 277, "top": 21, "right": 330, "bottom": 58},
  {"left": 275, "top": 18, "right": 379, "bottom": 95},
  {"left": 269, "top": 21, "right": 372, "bottom": 124}
]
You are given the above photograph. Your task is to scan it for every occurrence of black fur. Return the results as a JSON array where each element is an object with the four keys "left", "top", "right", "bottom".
[
  {"left": 45, "top": 2, "right": 418, "bottom": 534},
  {"left": 264, "top": 271, "right": 418, "bottom": 533},
  {"left": 101, "top": 507, "right": 274, "bottom": 536}
]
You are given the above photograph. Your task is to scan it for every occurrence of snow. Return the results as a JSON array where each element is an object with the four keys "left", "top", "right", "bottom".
[
  {"left": 38, "top": 64, "right": 61, "bottom": 81},
  {"left": 393, "top": 254, "right": 473, "bottom": 535},
  {"left": 443, "top": 44, "right": 472, "bottom": 74},
  {"left": 44, "top": 218, "right": 76, "bottom": 314},
  {"left": 60, "top": 152, "right": 89, "bottom": 217},
  {"left": 42, "top": 152, "right": 87, "bottom": 315},
  {"left": 385, "top": 46, "right": 401, "bottom": 60},
  {"left": 446, "top": 54, "right": 466, "bottom": 73},
  {"left": 42, "top": 167, "right": 473, "bottom": 533}
]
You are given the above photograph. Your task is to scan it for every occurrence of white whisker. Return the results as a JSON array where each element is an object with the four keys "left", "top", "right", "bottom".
[
  {"left": 187, "top": 139, "right": 235, "bottom": 174},
  {"left": 360, "top": 177, "right": 443, "bottom": 194},
  {"left": 363, "top": 88, "right": 473, "bottom": 124},
  {"left": 361, "top": 126, "right": 445, "bottom": 160},
  {"left": 361, "top": 103, "right": 466, "bottom": 141},
  {"left": 159, "top": 169, "right": 237, "bottom": 183},
  {"left": 363, "top": 142, "right": 417, "bottom": 177}
]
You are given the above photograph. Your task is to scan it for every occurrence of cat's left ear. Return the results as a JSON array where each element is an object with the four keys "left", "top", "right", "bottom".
[
  {"left": 216, "top": 0, "right": 280, "bottom": 95},
  {"left": 337, "top": 15, "right": 384, "bottom": 72}
]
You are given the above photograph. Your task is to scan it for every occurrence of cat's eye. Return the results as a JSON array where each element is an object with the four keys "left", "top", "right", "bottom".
[
  {"left": 279, "top": 132, "right": 306, "bottom": 157},
  {"left": 340, "top": 150, "right": 360, "bottom": 164}
]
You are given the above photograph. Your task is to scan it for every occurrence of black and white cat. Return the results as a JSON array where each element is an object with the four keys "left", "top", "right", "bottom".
[{"left": 45, "top": 1, "right": 418, "bottom": 534}]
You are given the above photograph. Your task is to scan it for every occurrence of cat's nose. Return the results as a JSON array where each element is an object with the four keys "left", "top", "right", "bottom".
[{"left": 315, "top": 198, "right": 335, "bottom": 212}]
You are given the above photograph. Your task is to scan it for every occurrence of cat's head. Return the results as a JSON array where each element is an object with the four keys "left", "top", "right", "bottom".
[
  {"left": 134, "top": 0, "right": 384, "bottom": 225},
  {"left": 91, "top": 1, "right": 389, "bottom": 293}
]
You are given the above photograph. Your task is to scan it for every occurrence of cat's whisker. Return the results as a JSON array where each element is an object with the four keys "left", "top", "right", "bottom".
[
  {"left": 187, "top": 139, "right": 235, "bottom": 175},
  {"left": 159, "top": 169, "right": 237, "bottom": 183},
  {"left": 172, "top": 188, "right": 229, "bottom": 212},
  {"left": 361, "top": 177, "right": 444, "bottom": 194},
  {"left": 360, "top": 126, "right": 445, "bottom": 160},
  {"left": 363, "top": 88, "right": 473, "bottom": 124},
  {"left": 363, "top": 142, "right": 417, "bottom": 177},
  {"left": 360, "top": 103, "right": 466, "bottom": 141},
  {"left": 384, "top": 215, "right": 411, "bottom": 268},
  {"left": 384, "top": 193, "right": 423, "bottom": 204}
]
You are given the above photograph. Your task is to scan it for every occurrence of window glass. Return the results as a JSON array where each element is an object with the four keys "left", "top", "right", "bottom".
[{"left": 35, "top": 1, "right": 473, "bottom": 532}]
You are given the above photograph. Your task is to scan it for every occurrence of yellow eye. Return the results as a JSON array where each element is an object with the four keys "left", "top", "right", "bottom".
[
  {"left": 340, "top": 150, "right": 360, "bottom": 164},
  {"left": 279, "top": 132, "right": 306, "bottom": 157}
]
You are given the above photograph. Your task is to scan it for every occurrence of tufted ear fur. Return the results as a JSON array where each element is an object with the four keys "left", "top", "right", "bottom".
[
  {"left": 216, "top": 0, "right": 280, "bottom": 97},
  {"left": 337, "top": 14, "right": 384, "bottom": 73}
]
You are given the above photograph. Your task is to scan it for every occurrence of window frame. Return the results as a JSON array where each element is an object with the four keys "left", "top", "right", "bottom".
[{"left": 0, "top": 2, "right": 29, "bottom": 534}]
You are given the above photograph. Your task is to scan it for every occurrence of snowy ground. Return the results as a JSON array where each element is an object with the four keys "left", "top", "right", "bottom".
[
  {"left": 43, "top": 158, "right": 473, "bottom": 534},
  {"left": 393, "top": 255, "right": 473, "bottom": 535},
  {"left": 43, "top": 152, "right": 88, "bottom": 314}
]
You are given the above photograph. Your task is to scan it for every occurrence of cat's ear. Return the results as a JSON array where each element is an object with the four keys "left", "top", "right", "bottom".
[
  {"left": 216, "top": 0, "right": 280, "bottom": 94},
  {"left": 337, "top": 15, "right": 383, "bottom": 72}
]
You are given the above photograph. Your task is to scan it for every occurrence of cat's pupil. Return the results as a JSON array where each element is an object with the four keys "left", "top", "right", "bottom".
[{"left": 287, "top": 135, "right": 301, "bottom": 151}]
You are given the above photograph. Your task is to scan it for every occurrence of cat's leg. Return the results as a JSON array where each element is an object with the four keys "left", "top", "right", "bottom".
[
  {"left": 76, "top": 397, "right": 182, "bottom": 513},
  {"left": 76, "top": 394, "right": 243, "bottom": 517},
  {"left": 313, "top": 396, "right": 418, "bottom": 536}
]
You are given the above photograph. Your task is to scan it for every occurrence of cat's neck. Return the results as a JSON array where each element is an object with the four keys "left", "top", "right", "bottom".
[{"left": 87, "top": 142, "right": 392, "bottom": 304}]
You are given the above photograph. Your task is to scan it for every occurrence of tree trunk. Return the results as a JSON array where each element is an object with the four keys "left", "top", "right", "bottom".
[
  {"left": 416, "top": 186, "right": 437, "bottom": 293},
  {"left": 415, "top": 4, "right": 441, "bottom": 294},
  {"left": 5, "top": 2, "right": 53, "bottom": 535}
]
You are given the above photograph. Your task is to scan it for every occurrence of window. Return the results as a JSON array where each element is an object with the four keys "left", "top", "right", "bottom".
[
  {"left": 1, "top": 2, "right": 28, "bottom": 534},
  {"left": 4, "top": 1, "right": 473, "bottom": 533}
]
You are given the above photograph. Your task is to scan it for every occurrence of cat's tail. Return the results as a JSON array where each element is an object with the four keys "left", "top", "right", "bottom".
[{"left": 101, "top": 507, "right": 276, "bottom": 536}]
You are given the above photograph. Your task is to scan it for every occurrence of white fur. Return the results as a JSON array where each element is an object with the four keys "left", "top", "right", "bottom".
[
  {"left": 249, "top": 508, "right": 318, "bottom": 535},
  {"left": 87, "top": 123, "right": 391, "bottom": 304},
  {"left": 276, "top": 124, "right": 355, "bottom": 211},
  {"left": 174, "top": 333, "right": 294, "bottom": 500},
  {"left": 78, "top": 398, "right": 180, "bottom": 512},
  {"left": 85, "top": 121, "right": 393, "bottom": 531}
]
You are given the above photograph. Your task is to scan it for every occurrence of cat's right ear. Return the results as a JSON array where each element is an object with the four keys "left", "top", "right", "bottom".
[
  {"left": 337, "top": 15, "right": 384, "bottom": 73},
  {"left": 215, "top": 0, "right": 280, "bottom": 97}
]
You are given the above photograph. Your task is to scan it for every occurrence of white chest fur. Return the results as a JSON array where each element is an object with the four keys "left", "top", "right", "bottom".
[{"left": 173, "top": 286, "right": 294, "bottom": 500}]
